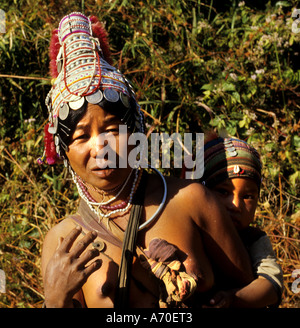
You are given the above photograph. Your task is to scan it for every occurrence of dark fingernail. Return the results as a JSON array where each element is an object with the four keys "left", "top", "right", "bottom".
[{"left": 95, "top": 259, "right": 102, "bottom": 267}]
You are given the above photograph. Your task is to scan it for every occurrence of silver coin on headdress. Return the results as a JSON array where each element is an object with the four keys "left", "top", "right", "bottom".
[
  {"left": 69, "top": 97, "right": 85, "bottom": 110},
  {"left": 120, "top": 92, "right": 130, "bottom": 108},
  {"left": 86, "top": 90, "right": 103, "bottom": 104},
  {"left": 59, "top": 103, "right": 69, "bottom": 120},
  {"left": 103, "top": 88, "right": 119, "bottom": 102}
]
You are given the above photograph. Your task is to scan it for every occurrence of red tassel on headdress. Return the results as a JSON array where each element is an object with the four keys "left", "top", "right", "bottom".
[
  {"left": 44, "top": 123, "right": 58, "bottom": 165},
  {"left": 49, "top": 29, "right": 60, "bottom": 78}
]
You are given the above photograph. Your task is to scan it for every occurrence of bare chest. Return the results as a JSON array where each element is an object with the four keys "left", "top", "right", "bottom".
[
  {"left": 79, "top": 203, "right": 204, "bottom": 307},
  {"left": 81, "top": 238, "right": 158, "bottom": 308}
]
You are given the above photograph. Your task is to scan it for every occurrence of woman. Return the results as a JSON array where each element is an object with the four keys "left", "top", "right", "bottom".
[{"left": 40, "top": 12, "right": 253, "bottom": 308}]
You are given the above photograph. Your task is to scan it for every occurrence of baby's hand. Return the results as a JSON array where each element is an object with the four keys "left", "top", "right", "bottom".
[{"left": 206, "top": 290, "right": 235, "bottom": 308}]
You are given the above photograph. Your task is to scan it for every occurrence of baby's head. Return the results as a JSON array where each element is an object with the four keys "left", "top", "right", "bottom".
[{"left": 200, "top": 132, "right": 262, "bottom": 230}]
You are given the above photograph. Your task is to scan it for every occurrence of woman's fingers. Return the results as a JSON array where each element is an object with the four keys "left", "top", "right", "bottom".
[
  {"left": 58, "top": 227, "right": 97, "bottom": 259},
  {"left": 76, "top": 247, "right": 100, "bottom": 269},
  {"left": 59, "top": 226, "right": 83, "bottom": 253},
  {"left": 71, "top": 230, "right": 98, "bottom": 258},
  {"left": 83, "top": 259, "right": 102, "bottom": 279},
  {"left": 57, "top": 227, "right": 101, "bottom": 274}
]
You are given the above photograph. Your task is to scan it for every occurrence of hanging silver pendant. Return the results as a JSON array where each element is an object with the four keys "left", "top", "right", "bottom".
[
  {"left": 234, "top": 165, "right": 240, "bottom": 174},
  {"left": 120, "top": 92, "right": 130, "bottom": 108},
  {"left": 48, "top": 117, "right": 58, "bottom": 134},
  {"left": 59, "top": 103, "right": 69, "bottom": 120}
]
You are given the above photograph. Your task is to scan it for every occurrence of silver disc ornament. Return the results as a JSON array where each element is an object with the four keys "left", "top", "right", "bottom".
[
  {"left": 86, "top": 90, "right": 103, "bottom": 104},
  {"left": 103, "top": 88, "right": 119, "bottom": 103},
  {"left": 69, "top": 97, "right": 85, "bottom": 110}
]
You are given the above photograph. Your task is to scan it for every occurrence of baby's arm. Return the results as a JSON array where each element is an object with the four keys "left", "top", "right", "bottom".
[
  {"left": 208, "top": 276, "right": 278, "bottom": 308},
  {"left": 234, "top": 276, "right": 279, "bottom": 307},
  {"left": 208, "top": 230, "right": 283, "bottom": 308},
  {"left": 248, "top": 233, "right": 283, "bottom": 306}
]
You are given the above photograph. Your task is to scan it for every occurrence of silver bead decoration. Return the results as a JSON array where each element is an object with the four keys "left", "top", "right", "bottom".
[
  {"left": 224, "top": 138, "right": 238, "bottom": 157},
  {"left": 54, "top": 135, "right": 60, "bottom": 146}
]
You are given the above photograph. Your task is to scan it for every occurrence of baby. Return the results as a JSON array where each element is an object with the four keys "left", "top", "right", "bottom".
[{"left": 200, "top": 132, "right": 283, "bottom": 307}]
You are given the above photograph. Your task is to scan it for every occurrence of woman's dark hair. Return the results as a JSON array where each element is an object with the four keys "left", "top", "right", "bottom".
[{"left": 56, "top": 102, "right": 87, "bottom": 157}]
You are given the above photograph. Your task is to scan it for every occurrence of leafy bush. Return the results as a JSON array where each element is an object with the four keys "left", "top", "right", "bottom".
[{"left": 0, "top": 0, "right": 299, "bottom": 307}]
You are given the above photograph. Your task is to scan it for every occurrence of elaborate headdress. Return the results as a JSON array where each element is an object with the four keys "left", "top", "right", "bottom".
[
  {"left": 200, "top": 133, "right": 262, "bottom": 188},
  {"left": 39, "top": 12, "right": 144, "bottom": 165}
]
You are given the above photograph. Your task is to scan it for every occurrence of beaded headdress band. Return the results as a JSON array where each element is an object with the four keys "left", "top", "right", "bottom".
[
  {"left": 39, "top": 12, "right": 144, "bottom": 165},
  {"left": 200, "top": 134, "right": 262, "bottom": 189}
]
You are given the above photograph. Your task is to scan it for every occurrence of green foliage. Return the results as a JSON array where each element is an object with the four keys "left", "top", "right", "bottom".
[{"left": 0, "top": 0, "right": 299, "bottom": 307}]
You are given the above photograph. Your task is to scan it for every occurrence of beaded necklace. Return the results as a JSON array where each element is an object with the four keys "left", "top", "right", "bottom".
[
  {"left": 71, "top": 168, "right": 141, "bottom": 220},
  {"left": 75, "top": 168, "right": 135, "bottom": 206}
]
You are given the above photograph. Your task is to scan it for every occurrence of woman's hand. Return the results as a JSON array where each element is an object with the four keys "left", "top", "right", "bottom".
[{"left": 43, "top": 226, "right": 102, "bottom": 308}]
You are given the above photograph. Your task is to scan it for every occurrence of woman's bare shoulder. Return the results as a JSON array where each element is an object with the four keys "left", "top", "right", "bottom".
[
  {"left": 44, "top": 217, "right": 76, "bottom": 243},
  {"left": 164, "top": 176, "right": 212, "bottom": 203},
  {"left": 162, "top": 176, "right": 223, "bottom": 224}
]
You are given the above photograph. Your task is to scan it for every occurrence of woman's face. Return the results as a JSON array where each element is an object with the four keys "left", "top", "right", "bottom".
[
  {"left": 66, "top": 103, "right": 133, "bottom": 191},
  {"left": 210, "top": 178, "right": 259, "bottom": 230}
]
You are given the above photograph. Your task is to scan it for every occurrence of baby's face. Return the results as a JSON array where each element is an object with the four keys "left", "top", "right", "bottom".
[{"left": 210, "top": 178, "right": 259, "bottom": 230}]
